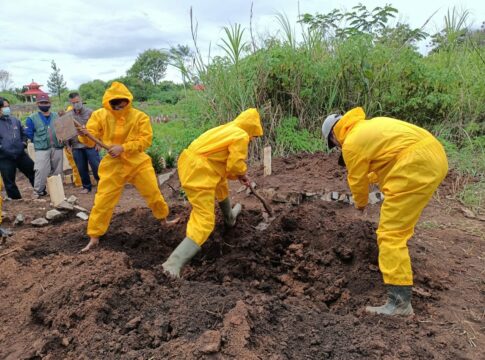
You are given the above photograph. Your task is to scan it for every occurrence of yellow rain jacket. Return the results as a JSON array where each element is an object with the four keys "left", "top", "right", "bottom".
[
  {"left": 179, "top": 108, "right": 263, "bottom": 245},
  {"left": 79, "top": 82, "right": 169, "bottom": 237},
  {"left": 334, "top": 107, "right": 448, "bottom": 285}
]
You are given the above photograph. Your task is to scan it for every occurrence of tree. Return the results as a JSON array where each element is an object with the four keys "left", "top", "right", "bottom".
[
  {"left": 79, "top": 79, "right": 107, "bottom": 100},
  {"left": 0, "top": 70, "right": 12, "bottom": 91},
  {"left": 169, "top": 44, "right": 194, "bottom": 92},
  {"left": 47, "top": 60, "right": 67, "bottom": 100},
  {"left": 127, "top": 49, "right": 169, "bottom": 85}
]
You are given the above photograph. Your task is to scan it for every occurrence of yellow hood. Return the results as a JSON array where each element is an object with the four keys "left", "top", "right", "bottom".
[
  {"left": 232, "top": 108, "right": 263, "bottom": 137},
  {"left": 102, "top": 81, "right": 133, "bottom": 111},
  {"left": 333, "top": 107, "right": 366, "bottom": 145}
]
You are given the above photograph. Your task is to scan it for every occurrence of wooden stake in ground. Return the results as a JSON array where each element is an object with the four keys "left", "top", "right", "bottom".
[
  {"left": 47, "top": 174, "right": 66, "bottom": 207},
  {"left": 264, "top": 146, "right": 272, "bottom": 176}
]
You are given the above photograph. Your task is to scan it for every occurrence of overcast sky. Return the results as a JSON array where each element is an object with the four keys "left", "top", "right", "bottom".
[{"left": 2, "top": 0, "right": 484, "bottom": 91}]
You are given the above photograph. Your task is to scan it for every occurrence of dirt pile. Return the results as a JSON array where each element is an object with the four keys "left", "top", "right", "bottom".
[
  {"left": 0, "top": 153, "right": 482, "bottom": 359},
  {"left": 1, "top": 197, "right": 467, "bottom": 360}
]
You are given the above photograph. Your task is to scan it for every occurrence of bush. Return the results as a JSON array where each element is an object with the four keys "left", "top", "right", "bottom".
[{"left": 275, "top": 117, "right": 324, "bottom": 155}]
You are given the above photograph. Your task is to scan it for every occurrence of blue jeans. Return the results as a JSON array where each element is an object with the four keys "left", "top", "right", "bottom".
[{"left": 72, "top": 147, "right": 100, "bottom": 191}]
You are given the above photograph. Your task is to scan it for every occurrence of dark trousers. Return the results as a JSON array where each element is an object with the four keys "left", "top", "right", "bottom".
[
  {"left": 0, "top": 152, "right": 35, "bottom": 199},
  {"left": 73, "top": 147, "right": 100, "bottom": 191}
]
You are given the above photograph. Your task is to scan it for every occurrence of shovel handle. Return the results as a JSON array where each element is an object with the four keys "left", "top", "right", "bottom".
[
  {"left": 248, "top": 183, "right": 274, "bottom": 217},
  {"left": 73, "top": 119, "right": 110, "bottom": 150}
]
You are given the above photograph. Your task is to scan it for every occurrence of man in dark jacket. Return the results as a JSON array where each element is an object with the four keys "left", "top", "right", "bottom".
[
  {"left": 0, "top": 97, "right": 35, "bottom": 199},
  {"left": 25, "top": 93, "right": 63, "bottom": 197}
]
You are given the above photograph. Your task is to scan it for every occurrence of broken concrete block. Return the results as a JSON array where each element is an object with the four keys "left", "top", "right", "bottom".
[
  {"left": 245, "top": 182, "right": 257, "bottom": 196},
  {"left": 261, "top": 188, "right": 277, "bottom": 199},
  {"left": 338, "top": 194, "right": 347, "bottom": 202},
  {"left": 287, "top": 192, "right": 303, "bottom": 205},
  {"left": 158, "top": 169, "right": 175, "bottom": 186},
  {"left": 368, "top": 191, "right": 383, "bottom": 205},
  {"left": 57, "top": 201, "right": 74, "bottom": 211},
  {"left": 321, "top": 193, "right": 333, "bottom": 202},
  {"left": 67, "top": 195, "right": 78, "bottom": 204},
  {"left": 272, "top": 193, "right": 288, "bottom": 203},
  {"left": 73, "top": 205, "right": 88, "bottom": 213},
  {"left": 331, "top": 192, "right": 339, "bottom": 201},
  {"left": 31, "top": 218, "right": 49, "bottom": 227},
  {"left": 236, "top": 185, "right": 247, "bottom": 193},
  {"left": 14, "top": 214, "right": 25, "bottom": 226},
  {"left": 304, "top": 192, "right": 320, "bottom": 201},
  {"left": 461, "top": 207, "right": 476, "bottom": 219},
  {"left": 76, "top": 212, "right": 89, "bottom": 221},
  {"left": 255, "top": 221, "right": 270, "bottom": 231},
  {"left": 45, "top": 209, "right": 63, "bottom": 221}
]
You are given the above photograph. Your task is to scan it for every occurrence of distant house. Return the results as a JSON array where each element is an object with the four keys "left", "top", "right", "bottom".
[
  {"left": 21, "top": 81, "right": 48, "bottom": 102},
  {"left": 192, "top": 84, "right": 205, "bottom": 91}
]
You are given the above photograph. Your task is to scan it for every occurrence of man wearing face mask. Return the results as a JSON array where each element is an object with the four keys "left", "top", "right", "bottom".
[
  {"left": 66, "top": 92, "right": 99, "bottom": 194},
  {"left": 77, "top": 81, "right": 172, "bottom": 252},
  {"left": 0, "top": 97, "right": 35, "bottom": 200},
  {"left": 25, "top": 94, "right": 64, "bottom": 198}
]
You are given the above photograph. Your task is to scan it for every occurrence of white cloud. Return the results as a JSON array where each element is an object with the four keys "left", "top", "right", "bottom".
[{"left": 2, "top": 0, "right": 484, "bottom": 90}]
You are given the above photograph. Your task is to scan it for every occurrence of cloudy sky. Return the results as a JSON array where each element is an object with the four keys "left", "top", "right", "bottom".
[{"left": 2, "top": 0, "right": 484, "bottom": 91}]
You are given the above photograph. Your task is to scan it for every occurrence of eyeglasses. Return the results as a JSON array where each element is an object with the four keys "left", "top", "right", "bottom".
[{"left": 109, "top": 99, "right": 127, "bottom": 106}]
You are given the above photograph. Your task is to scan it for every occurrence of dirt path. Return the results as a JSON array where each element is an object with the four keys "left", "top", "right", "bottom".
[{"left": 0, "top": 153, "right": 483, "bottom": 359}]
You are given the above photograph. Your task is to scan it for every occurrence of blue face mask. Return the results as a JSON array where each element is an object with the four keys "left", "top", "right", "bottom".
[{"left": 2, "top": 107, "right": 11, "bottom": 117}]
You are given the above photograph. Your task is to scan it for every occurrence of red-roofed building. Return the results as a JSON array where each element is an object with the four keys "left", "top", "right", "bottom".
[{"left": 21, "top": 81, "right": 48, "bottom": 102}]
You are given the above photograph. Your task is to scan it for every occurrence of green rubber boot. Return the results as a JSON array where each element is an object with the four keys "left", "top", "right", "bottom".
[
  {"left": 366, "top": 285, "right": 414, "bottom": 316},
  {"left": 218, "top": 198, "right": 242, "bottom": 227},
  {"left": 162, "top": 237, "right": 201, "bottom": 278}
]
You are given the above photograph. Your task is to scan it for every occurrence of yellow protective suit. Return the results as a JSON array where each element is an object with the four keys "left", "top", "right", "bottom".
[
  {"left": 178, "top": 108, "right": 263, "bottom": 246},
  {"left": 334, "top": 107, "right": 448, "bottom": 285},
  {"left": 79, "top": 82, "right": 169, "bottom": 237},
  {"left": 63, "top": 105, "right": 82, "bottom": 187},
  {"left": 64, "top": 149, "right": 82, "bottom": 187}
]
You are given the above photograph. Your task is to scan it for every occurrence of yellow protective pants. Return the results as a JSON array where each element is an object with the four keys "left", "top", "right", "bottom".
[
  {"left": 87, "top": 160, "right": 169, "bottom": 237},
  {"left": 65, "top": 149, "right": 82, "bottom": 187},
  {"left": 377, "top": 138, "right": 448, "bottom": 285},
  {"left": 178, "top": 150, "right": 230, "bottom": 246}
]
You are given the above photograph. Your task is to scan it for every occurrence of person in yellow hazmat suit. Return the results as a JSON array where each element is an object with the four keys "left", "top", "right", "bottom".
[
  {"left": 322, "top": 107, "right": 448, "bottom": 316},
  {"left": 77, "top": 82, "right": 171, "bottom": 252},
  {"left": 162, "top": 108, "right": 264, "bottom": 278}
]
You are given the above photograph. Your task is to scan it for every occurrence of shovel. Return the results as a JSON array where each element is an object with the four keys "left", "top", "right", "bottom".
[
  {"left": 247, "top": 182, "right": 274, "bottom": 218},
  {"left": 72, "top": 119, "right": 110, "bottom": 150}
]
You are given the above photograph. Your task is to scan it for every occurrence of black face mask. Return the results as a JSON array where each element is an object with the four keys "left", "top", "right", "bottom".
[{"left": 38, "top": 105, "right": 51, "bottom": 113}]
